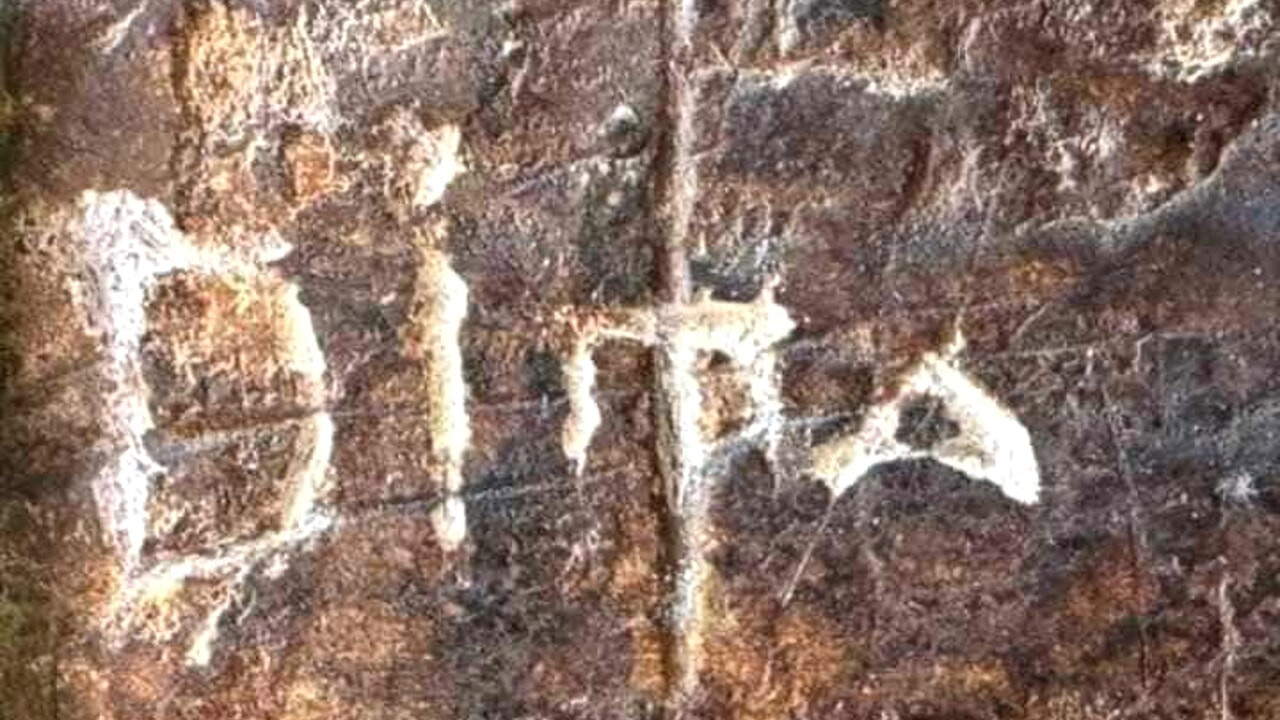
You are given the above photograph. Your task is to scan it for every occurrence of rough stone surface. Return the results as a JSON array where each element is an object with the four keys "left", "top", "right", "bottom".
[{"left": 1, "top": 0, "right": 1280, "bottom": 718}]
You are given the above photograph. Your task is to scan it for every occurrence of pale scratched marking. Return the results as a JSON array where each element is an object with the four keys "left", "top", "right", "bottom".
[
  {"left": 664, "top": 284, "right": 795, "bottom": 695},
  {"left": 378, "top": 118, "right": 471, "bottom": 550},
  {"left": 185, "top": 566, "right": 250, "bottom": 667},
  {"left": 813, "top": 330, "right": 1042, "bottom": 505},
  {"left": 669, "top": 77, "right": 702, "bottom": 258},
  {"left": 675, "top": 0, "right": 699, "bottom": 46},
  {"left": 94, "top": 78, "right": 469, "bottom": 652},
  {"left": 81, "top": 190, "right": 334, "bottom": 666},
  {"left": 407, "top": 248, "right": 472, "bottom": 553},
  {"left": 173, "top": 260, "right": 336, "bottom": 667},
  {"left": 562, "top": 337, "right": 602, "bottom": 476},
  {"left": 579, "top": 9, "right": 800, "bottom": 682},
  {"left": 762, "top": 61, "right": 950, "bottom": 99},
  {"left": 279, "top": 281, "right": 335, "bottom": 534},
  {"left": 94, "top": 0, "right": 150, "bottom": 54},
  {"left": 88, "top": 1, "right": 477, "bottom": 664},
  {"left": 558, "top": 283, "right": 795, "bottom": 481},
  {"left": 660, "top": 283, "right": 796, "bottom": 497},
  {"left": 556, "top": 308, "right": 656, "bottom": 475},
  {"left": 778, "top": 331, "right": 1040, "bottom": 609},
  {"left": 413, "top": 124, "right": 465, "bottom": 210},
  {"left": 1218, "top": 573, "right": 1240, "bottom": 720},
  {"left": 1216, "top": 471, "right": 1259, "bottom": 506},
  {"left": 324, "top": 0, "right": 449, "bottom": 56},
  {"left": 672, "top": 282, "right": 794, "bottom": 463},
  {"left": 556, "top": 282, "right": 796, "bottom": 694},
  {"left": 372, "top": 110, "right": 466, "bottom": 218},
  {"left": 745, "top": 63, "right": 950, "bottom": 101}
]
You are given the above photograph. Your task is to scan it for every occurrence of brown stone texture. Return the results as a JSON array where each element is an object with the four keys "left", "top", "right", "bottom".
[{"left": 1, "top": 0, "right": 1280, "bottom": 719}]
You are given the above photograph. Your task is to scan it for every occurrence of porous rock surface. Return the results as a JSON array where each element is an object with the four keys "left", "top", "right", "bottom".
[{"left": 1, "top": 1, "right": 1279, "bottom": 718}]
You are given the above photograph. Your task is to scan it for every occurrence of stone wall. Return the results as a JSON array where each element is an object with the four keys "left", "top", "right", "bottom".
[{"left": 1, "top": 1, "right": 1279, "bottom": 718}]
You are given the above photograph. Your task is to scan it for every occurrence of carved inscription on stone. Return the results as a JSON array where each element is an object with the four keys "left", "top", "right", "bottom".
[{"left": 5, "top": 1, "right": 1279, "bottom": 718}]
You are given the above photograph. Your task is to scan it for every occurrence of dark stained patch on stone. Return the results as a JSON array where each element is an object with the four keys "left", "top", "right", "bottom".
[{"left": 895, "top": 393, "right": 961, "bottom": 450}]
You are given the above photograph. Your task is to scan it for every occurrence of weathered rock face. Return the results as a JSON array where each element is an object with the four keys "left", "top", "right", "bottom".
[{"left": 1, "top": 0, "right": 1279, "bottom": 718}]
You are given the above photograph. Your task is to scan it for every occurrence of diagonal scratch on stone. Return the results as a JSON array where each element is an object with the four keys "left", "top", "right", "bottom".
[
  {"left": 1099, "top": 383, "right": 1152, "bottom": 693},
  {"left": 94, "top": 0, "right": 150, "bottom": 54}
]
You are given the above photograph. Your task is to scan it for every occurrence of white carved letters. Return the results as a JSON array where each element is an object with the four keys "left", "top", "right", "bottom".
[
  {"left": 85, "top": 189, "right": 1040, "bottom": 675},
  {"left": 82, "top": 190, "right": 334, "bottom": 666},
  {"left": 812, "top": 330, "right": 1042, "bottom": 505}
]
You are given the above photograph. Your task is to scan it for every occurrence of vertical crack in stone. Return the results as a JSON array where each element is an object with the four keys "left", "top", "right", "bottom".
[
  {"left": 1101, "top": 383, "right": 1152, "bottom": 691},
  {"left": 654, "top": 0, "right": 701, "bottom": 707},
  {"left": 653, "top": 0, "right": 696, "bottom": 306}
]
